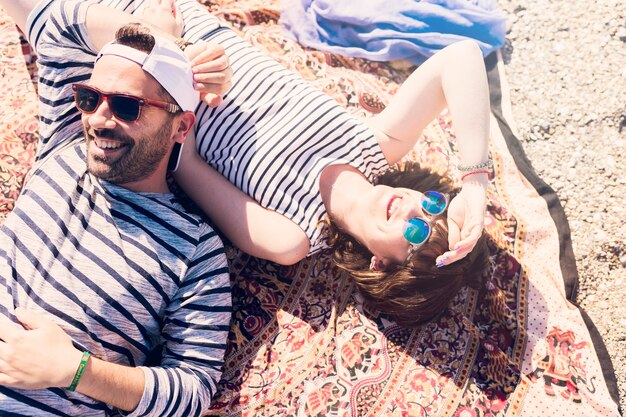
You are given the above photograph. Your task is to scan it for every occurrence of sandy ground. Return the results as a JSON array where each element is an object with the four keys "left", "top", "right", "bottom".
[{"left": 497, "top": 0, "right": 625, "bottom": 412}]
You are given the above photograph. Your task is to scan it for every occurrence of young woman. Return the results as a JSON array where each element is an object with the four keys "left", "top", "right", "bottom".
[{"left": 144, "top": 0, "right": 493, "bottom": 324}]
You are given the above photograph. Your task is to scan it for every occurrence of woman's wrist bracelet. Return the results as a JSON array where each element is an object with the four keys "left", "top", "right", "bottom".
[
  {"left": 461, "top": 169, "right": 492, "bottom": 182},
  {"left": 67, "top": 351, "right": 91, "bottom": 392},
  {"left": 457, "top": 159, "right": 493, "bottom": 172}
]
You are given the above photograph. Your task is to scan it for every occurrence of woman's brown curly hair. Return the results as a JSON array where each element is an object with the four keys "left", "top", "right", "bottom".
[{"left": 325, "top": 162, "right": 489, "bottom": 326}]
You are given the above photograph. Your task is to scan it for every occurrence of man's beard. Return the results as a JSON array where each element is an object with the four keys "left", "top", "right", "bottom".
[{"left": 84, "top": 118, "right": 172, "bottom": 185}]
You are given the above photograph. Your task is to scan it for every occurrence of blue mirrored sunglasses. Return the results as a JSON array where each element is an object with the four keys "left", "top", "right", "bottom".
[{"left": 402, "top": 190, "right": 449, "bottom": 264}]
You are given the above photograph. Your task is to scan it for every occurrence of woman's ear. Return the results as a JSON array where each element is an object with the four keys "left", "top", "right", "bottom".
[
  {"left": 173, "top": 111, "right": 196, "bottom": 144},
  {"left": 369, "top": 255, "right": 387, "bottom": 272}
]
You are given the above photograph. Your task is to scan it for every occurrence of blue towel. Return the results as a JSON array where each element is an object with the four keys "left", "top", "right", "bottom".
[{"left": 280, "top": 0, "right": 508, "bottom": 64}]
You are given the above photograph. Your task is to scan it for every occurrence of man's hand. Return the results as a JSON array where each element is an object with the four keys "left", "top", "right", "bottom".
[
  {"left": 436, "top": 181, "right": 487, "bottom": 266},
  {"left": 138, "top": 0, "right": 232, "bottom": 107},
  {"left": 0, "top": 308, "right": 82, "bottom": 390},
  {"left": 141, "top": 0, "right": 183, "bottom": 37},
  {"left": 186, "top": 42, "right": 233, "bottom": 108}
]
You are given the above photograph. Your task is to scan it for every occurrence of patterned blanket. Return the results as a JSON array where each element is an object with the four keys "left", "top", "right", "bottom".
[{"left": 0, "top": 1, "right": 620, "bottom": 416}]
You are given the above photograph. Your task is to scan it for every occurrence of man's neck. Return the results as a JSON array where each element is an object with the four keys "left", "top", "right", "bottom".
[
  {"left": 118, "top": 177, "right": 170, "bottom": 194},
  {"left": 113, "top": 159, "right": 171, "bottom": 194}
]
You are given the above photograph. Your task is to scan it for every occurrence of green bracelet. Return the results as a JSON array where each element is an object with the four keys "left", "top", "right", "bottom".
[{"left": 67, "top": 351, "right": 91, "bottom": 392}]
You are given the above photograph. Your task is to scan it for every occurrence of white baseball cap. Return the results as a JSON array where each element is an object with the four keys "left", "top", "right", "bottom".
[{"left": 96, "top": 37, "right": 199, "bottom": 112}]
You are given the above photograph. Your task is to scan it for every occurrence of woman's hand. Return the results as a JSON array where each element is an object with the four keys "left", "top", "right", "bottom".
[
  {"left": 186, "top": 43, "right": 233, "bottom": 108},
  {"left": 139, "top": 0, "right": 232, "bottom": 107},
  {"left": 144, "top": 0, "right": 233, "bottom": 108},
  {"left": 436, "top": 178, "right": 488, "bottom": 266}
]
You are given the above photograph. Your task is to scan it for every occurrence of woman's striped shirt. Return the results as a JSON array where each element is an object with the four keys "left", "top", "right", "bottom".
[{"left": 183, "top": 0, "right": 389, "bottom": 253}]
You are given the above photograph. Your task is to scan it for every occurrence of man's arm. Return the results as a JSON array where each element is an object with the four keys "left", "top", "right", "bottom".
[
  {"left": 75, "top": 357, "right": 145, "bottom": 412},
  {"left": 0, "top": 309, "right": 145, "bottom": 411},
  {"left": 0, "top": 228, "right": 231, "bottom": 415},
  {"left": 134, "top": 226, "right": 231, "bottom": 416},
  {"left": 0, "top": 0, "right": 38, "bottom": 33},
  {"left": 12, "top": 0, "right": 229, "bottom": 161}
]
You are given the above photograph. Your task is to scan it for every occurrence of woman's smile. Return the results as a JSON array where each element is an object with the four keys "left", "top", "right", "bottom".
[{"left": 386, "top": 195, "right": 403, "bottom": 220}]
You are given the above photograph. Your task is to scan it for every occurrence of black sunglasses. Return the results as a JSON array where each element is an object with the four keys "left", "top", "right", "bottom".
[{"left": 72, "top": 83, "right": 181, "bottom": 122}]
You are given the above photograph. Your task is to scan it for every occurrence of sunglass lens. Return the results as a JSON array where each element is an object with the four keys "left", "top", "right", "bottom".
[
  {"left": 421, "top": 190, "right": 447, "bottom": 215},
  {"left": 403, "top": 217, "right": 430, "bottom": 245},
  {"left": 75, "top": 86, "right": 100, "bottom": 112},
  {"left": 109, "top": 96, "right": 141, "bottom": 122}
]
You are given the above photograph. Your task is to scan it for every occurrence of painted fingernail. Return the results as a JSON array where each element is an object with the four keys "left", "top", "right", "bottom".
[{"left": 436, "top": 260, "right": 444, "bottom": 268}]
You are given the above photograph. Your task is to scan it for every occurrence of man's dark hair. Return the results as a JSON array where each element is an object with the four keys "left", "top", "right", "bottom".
[{"left": 114, "top": 23, "right": 178, "bottom": 105}]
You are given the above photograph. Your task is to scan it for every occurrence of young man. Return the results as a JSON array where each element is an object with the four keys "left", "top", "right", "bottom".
[{"left": 0, "top": 0, "right": 232, "bottom": 415}]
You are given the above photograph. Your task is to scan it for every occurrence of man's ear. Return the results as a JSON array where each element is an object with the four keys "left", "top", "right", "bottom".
[{"left": 172, "top": 111, "right": 196, "bottom": 144}]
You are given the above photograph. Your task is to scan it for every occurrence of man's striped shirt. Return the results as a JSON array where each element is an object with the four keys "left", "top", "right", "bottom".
[{"left": 0, "top": 1, "right": 232, "bottom": 415}]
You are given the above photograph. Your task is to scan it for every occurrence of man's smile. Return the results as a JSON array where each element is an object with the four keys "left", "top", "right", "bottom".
[
  {"left": 87, "top": 130, "right": 132, "bottom": 160},
  {"left": 94, "top": 137, "right": 125, "bottom": 150}
]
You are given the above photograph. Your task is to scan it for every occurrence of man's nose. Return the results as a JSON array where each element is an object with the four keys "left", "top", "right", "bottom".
[{"left": 86, "top": 99, "right": 118, "bottom": 129}]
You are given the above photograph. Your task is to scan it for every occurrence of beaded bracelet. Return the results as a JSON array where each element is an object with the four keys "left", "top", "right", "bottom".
[
  {"left": 461, "top": 169, "right": 492, "bottom": 181},
  {"left": 67, "top": 351, "right": 91, "bottom": 392},
  {"left": 456, "top": 159, "right": 493, "bottom": 172}
]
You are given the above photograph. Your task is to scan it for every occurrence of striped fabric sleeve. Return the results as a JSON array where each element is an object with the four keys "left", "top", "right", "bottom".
[
  {"left": 26, "top": 0, "right": 98, "bottom": 160},
  {"left": 128, "top": 225, "right": 231, "bottom": 417},
  {"left": 26, "top": 0, "right": 96, "bottom": 54}
]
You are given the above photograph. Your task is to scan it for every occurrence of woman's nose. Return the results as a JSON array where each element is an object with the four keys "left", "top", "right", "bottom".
[{"left": 399, "top": 196, "right": 423, "bottom": 220}]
